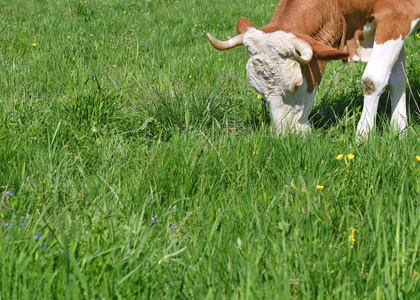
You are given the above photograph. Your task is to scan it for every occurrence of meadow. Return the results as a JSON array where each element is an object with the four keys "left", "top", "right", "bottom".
[{"left": 1, "top": 0, "right": 420, "bottom": 298}]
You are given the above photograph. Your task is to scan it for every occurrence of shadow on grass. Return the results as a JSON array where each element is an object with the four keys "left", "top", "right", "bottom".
[{"left": 310, "top": 80, "right": 420, "bottom": 132}]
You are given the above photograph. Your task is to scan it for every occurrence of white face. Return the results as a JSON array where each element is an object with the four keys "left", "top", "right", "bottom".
[
  {"left": 243, "top": 28, "right": 303, "bottom": 98},
  {"left": 243, "top": 28, "right": 315, "bottom": 132}
]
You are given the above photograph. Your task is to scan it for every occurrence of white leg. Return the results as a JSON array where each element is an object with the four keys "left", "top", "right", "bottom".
[
  {"left": 357, "top": 38, "right": 405, "bottom": 139},
  {"left": 388, "top": 49, "right": 408, "bottom": 132}
]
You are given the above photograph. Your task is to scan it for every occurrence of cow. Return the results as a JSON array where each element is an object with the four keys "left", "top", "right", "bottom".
[{"left": 206, "top": 0, "right": 420, "bottom": 139}]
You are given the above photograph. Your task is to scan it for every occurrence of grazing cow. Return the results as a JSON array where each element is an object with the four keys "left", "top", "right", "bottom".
[{"left": 207, "top": 0, "right": 420, "bottom": 138}]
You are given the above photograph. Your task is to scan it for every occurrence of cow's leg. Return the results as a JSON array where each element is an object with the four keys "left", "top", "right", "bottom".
[
  {"left": 388, "top": 49, "right": 408, "bottom": 132},
  {"left": 357, "top": 38, "right": 405, "bottom": 139}
]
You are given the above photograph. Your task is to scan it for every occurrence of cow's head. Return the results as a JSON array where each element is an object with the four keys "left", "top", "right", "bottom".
[
  {"left": 207, "top": 26, "right": 315, "bottom": 133},
  {"left": 207, "top": 19, "right": 348, "bottom": 133}
]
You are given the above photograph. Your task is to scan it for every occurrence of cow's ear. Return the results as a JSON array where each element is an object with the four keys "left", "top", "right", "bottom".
[
  {"left": 294, "top": 33, "right": 349, "bottom": 61},
  {"left": 237, "top": 18, "right": 256, "bottom": 34},
  {"left": 311, "top": 41, "right": 349, "bottom": 61}
]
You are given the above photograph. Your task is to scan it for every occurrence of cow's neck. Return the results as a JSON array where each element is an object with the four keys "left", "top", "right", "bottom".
[{"left": 266, "top": 0, "right": 344, "bottom": 47}]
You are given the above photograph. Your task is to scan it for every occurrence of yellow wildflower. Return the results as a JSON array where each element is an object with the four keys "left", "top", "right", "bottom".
[
  {"left": 316, "top": 185, "right": 324, "bottom": 190},
  {"left": 32, "top": 43, "right": 38, "bottom": 47},
  {"left": 257, "top": 95, "right": 261, "bottom": 99},
  {"left": 112, "top": 65, "right": 116, "bottom": 68},
  {"left": 346, "top": 153, "right": 355, "bottom": 160},
  {"left": 90, "top": 34, "right": 93, "bottom": 37},
  {"left": 348, "top": 227, "right": 356, "bottom": 248},
  {"left": 335, "top": 154, "right": 344, "bottom": 160},
  {"left": 416, "top": 155, "right": 420, "bottom": 162},
  {"left": 67, "top": 36, "right": 71, "bottom": 39}
]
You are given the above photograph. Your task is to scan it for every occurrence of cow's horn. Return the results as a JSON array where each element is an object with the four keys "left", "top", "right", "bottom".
[
  {"left": 291, "top": 38, "right": 313, "bottom": 65},
  {"left": 207, "top": 33, "right": 244, "bottom": 50}
]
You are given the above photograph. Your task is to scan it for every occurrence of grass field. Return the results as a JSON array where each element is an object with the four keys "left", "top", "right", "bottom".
[{"left": 1, "top": 0, "right": 420, "bottom": 298}]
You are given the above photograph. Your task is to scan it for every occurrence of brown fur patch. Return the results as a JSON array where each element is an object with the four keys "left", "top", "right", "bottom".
[{"left": 362, "top": 78, "right": 376, "bottom": 95}]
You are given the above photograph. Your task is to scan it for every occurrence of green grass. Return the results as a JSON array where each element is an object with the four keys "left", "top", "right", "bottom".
[{"left": 1, "top": 0, "right": 420, "bottom": 298}]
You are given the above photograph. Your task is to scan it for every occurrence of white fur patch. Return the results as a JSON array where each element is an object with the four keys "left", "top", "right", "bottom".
[
  {"left": 358, "top": 20, "right": 376, "bottom": 62},
  {"left": 389, "top": 49, "right": 408, "bottom": 132},
  {"left": 348, "top": 54, "right": 361, "bottom": 62}
]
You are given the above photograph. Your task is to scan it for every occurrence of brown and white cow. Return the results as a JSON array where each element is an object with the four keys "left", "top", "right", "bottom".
[{"left": 207, "top": 0, "right": 420, "bottom": 138}]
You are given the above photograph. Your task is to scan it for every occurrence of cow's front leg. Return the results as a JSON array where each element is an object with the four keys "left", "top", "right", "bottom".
[
  {"left": 388, "top": 49, "right": 408, "bottom": 133},
  {"left": 357, "top": 38, "right": 405, "bottom": 140}
]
